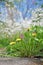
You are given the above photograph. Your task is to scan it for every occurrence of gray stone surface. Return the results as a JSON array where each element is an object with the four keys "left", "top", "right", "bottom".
[{"left": 0, "top": 57, "right": 43, "bottom": 65}]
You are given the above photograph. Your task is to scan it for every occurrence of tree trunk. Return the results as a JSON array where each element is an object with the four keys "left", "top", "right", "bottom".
[{"left": 5, "top": 2, "right": 15, "bottom": 25}]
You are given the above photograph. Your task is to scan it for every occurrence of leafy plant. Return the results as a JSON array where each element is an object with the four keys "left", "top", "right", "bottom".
[{"left": 6, "top": 26, "right": 43, "bottom": 57}]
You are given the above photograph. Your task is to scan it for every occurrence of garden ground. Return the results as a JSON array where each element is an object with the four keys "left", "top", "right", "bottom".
[
  {"left": 0, "top": 57, "right": 43, "bottom": 65},
  {"left": 0, "top": 26, "right": 43, "bottom": 65}
]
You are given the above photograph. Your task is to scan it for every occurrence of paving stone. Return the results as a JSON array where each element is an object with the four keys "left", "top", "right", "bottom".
[{"left": 0, "top": 57, "right": 43, "bottom": 65}]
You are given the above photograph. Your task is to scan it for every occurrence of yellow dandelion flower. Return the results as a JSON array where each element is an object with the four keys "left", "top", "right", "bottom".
[
  {"left": 32, "top": 33, "right": 36, "bottom": 37},
  {"left": 16, "top": 38, "right": 21, "bottom": 42},
  {"left": 10, "top": 42, "right": 16, "bottom": 45}
]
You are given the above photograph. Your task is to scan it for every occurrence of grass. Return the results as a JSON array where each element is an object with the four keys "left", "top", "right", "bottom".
[{"left": 0, "top": 26, "right": 43, "bottom": 57}]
